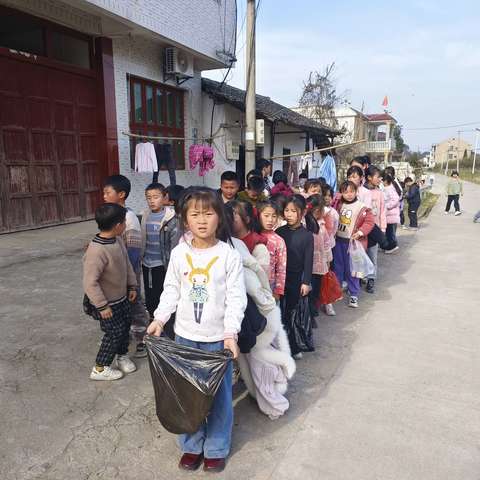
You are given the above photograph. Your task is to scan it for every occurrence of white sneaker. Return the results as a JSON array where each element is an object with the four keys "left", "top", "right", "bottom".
[
  {"left": 293, "top": 352, "right": 303, "bottom": 360},
  {"left": 90, "top": 366, "right": 124, "bottom": 381},
  {"left": 349, "top": 296, "right": 359, "bottom": 308},
  {"left": 454, "top": 211, "right": 462, "bottom": 216},
  {"left": 325, "top": 304, "right": 336, "bottom": 316},
  {"left": 116, "top": 355, "right": 137, "bottom": 374},
  {"left": 384, "top": 246, "right": 400, "bottom": 255},
  {"left": 401, "top": 225, "right": 408, "bottom": 229},
  {"left": 444, "top": 211, "right": 450, "bottom": 215}
]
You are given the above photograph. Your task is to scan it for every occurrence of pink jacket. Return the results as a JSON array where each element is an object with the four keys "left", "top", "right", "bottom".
[
  {"left": 262, "top": 230, "right": 287, "bottom": 296},
  {"left": 384, "top": 184, "right": 401, "bottom": 225},
  {"left": 366, "top": 187, "right": 387, "bottom": 231}
]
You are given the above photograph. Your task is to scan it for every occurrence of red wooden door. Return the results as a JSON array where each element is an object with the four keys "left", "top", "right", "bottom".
[{"left": 0, "top": 55, "right": 100, "bottom": 232}]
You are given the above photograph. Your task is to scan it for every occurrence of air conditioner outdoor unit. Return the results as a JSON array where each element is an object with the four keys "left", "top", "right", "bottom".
[{"left": 165, "top": 47, "right": 194, "bottom": 78}]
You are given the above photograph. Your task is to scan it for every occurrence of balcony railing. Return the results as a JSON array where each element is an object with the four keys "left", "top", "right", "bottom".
[{"left": 365, "top": 139, "right": 396, "bottom": 153}]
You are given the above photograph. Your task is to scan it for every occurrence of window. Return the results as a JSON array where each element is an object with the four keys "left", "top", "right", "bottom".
[
  {"left": 128, "top": 75, "right": 185, "bottom": 169},
  {"left": 0, "top": 6, "right": 92, "bottom": 69},
  {"left": 448, "top": 153, "right": 453, "bottom": 159}
]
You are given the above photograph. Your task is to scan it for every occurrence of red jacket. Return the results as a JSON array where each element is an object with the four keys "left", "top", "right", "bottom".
[
  {"left": 335, "top": 199, "right": 375, "bottom": 250},
  {"left": 271, "top": 182, "right": 294, "bottom": 197}
]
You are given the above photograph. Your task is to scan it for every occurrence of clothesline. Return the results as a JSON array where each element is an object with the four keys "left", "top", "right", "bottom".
[
  {"left": 267, "top": 139, "right": 367, "bottom": 161},
  {"left": 121, "top": 130, "right": 224, "bottom": 142}
]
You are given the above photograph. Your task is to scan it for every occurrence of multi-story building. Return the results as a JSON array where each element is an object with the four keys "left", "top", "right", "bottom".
[
  {"left": 431, "top": 137, "right": 472, "bottom": 171},
  {"left": 0, "top": 0, "right": 236, "bottom": 232}
]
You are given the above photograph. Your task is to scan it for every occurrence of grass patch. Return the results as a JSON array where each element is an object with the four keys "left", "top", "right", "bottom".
[
  {"left": 403, "top": 191, "right": 440, "bottom": 220},
  {"left": 418, "top": 192, "right": 440, "bottom": 218}
]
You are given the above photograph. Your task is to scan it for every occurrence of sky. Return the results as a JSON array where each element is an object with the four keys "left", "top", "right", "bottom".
[{"left": 209, "top": 0, "right": 480, "bottom": 152}]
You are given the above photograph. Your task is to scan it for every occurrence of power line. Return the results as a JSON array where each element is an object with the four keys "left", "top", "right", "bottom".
[{"left": 404, "top": 121, "right": 480, "bottom": 131}]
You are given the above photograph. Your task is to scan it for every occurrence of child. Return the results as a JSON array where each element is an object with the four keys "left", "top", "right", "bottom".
[
  {"left": 219, "top": 171, "right": 240, "bottom": 203},
  {"left": 271, "top": 170, "right": 294, "bottom": 197},
  {"left": 321, "top": 184, "right": 339, "bottom": 316},
  {"left": 303, "top": 179, "right": 323, "bottom": 197},
  {"left": 333, "top": 181, "right": 375, "bottom": 308},
  {"left": 237, "top": 176, "right": 267, "bottom": 207},
  {"left": 276, "top": 195, "right": 314, "bottom": 357},
  {"left": 364, "top": 166, "right": 387, "bottom": 293},
  {"left": 270, "top": 193, "right": 288, "bottom": 228},
  {"left": 445, "top": 170, "right": 463, "bottom": 216},
  {"left": 346, "top": 166, "right": 372, "bottom": 208},
  {"left": 164, "top": 184, "right": 185, "bottom": 208},
  {"left": 257, "top": 200, "right": 287, "bottom": 300},
  {"left": 307, "top": 194, "right": 333, "bottom": 317},
  {"left": 404, "top": 177, "right": 421, "bottom": 230},
  {"left": 83, "top": 203, "right": 138, "bottom": 381},
  {"left": 227, "top": 200, "right": 270, "bottom": 276},
  {"left": 103, "top": 175, "right": 149, "bottom": 358},
  {"left": 147, "top": 188, "right": 247, "bottom": 473},
  {"left": 383, "top": 174, "right": 401, "bottom": 250},
  {"left": 140, "top": 183, "right": 179, "bottom": 340}
]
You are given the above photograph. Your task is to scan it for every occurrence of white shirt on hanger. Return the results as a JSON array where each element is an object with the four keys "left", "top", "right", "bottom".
[{"left": 135, "top": 142, "right": 157, "bottom": 173}]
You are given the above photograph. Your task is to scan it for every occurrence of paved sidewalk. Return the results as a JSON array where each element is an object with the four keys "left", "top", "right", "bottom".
[{"left": 1, "top": 174, "right": 478, "bottom": 480}]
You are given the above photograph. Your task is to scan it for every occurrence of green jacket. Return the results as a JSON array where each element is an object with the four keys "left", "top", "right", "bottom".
[{"left": 446, "top": 179, "right": 463, "bottom": 196}]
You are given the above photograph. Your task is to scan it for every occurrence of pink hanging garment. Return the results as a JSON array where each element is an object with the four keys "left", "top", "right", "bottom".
[{"left": 189, "top": 144, "right": 204, "bottom": 169}]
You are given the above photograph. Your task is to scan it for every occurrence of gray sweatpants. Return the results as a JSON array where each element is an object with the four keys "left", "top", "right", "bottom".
[{"left": 366, "top": 244, "right": 378, "bottom": 280}]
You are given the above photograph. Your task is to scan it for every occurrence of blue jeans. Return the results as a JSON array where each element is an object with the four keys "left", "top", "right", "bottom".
[{"left": 175, "top": 335, "right": 233, "bottom": 458}]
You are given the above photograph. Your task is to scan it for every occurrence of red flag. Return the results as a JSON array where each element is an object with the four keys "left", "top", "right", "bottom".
[{"left": 382, "top": 95, "right": 389, "bottom": 107}]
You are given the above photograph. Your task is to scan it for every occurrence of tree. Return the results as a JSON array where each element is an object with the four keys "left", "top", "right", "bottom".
[
  {"left": 393, "top": 125, "right": 406, "bottom": 153},
  {"left": 298, "top": 62, "right": 346, "bottom": 131}
]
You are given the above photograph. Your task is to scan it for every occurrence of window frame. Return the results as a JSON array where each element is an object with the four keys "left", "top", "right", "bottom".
[{"left": 128, "top": 74, "right": 185, "bottom": 170}]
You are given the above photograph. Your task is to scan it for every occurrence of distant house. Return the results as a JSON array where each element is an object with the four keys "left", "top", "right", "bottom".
[
  {"left": 0, "top": 0, "right": 236, "bottom": 231},
  {"left": 202, "top": 78, "right": 338, "bottom": 185},
  {"left": 431, "top": 137, "right": 472, "bottom": 170},
  {"left": 298, "top": 105, "right": 401, "bottom": 166}
]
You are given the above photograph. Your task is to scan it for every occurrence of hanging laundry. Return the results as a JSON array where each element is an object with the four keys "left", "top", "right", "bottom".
[
  {"left": 154, "top": 143, "right": 176, "bottom": 185},
  {"left": 189, "top": 144, "right": 215, "bottom": 177},
  {"left": 135, "top": 142, "right": 157, "bottom": 173},
  {"left": 318, "top": 154, "right": 337, "bottom": 191}
]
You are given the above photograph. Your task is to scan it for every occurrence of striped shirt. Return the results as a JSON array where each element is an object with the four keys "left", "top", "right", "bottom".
[{"left": 143, "top": 210, "right": 166, "bottom": 267}]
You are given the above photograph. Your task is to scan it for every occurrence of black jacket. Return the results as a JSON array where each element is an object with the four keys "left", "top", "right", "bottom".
[{"left": 406, "top": 184, "right": 421, "bottom": 209}]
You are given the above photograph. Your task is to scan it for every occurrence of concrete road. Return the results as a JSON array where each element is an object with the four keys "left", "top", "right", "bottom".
[{"left": 1, "top": 174, "right": 479, "bottom": 480}]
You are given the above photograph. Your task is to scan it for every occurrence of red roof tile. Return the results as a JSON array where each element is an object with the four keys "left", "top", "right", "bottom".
[{"left": 365, "top": 113, "right": 397, "bottom": 122}]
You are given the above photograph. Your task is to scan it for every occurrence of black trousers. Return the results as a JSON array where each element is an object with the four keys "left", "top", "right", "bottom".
[
  {"left": 309, "top": 274, "right": 322, "bottom": 317},
  {"left": 408, "top": 209, "right": 418, "bottom": 228},
  {"left": 367, "top": 224, "right": 389, "bottom": 249},
  {"left": 445, "top": 194, "right": 460, "bottom": 212},
  {"left": 142, "top": 264, "right": 175, "bottom": 340}
]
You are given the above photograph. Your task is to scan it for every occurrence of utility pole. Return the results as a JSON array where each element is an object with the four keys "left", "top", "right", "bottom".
[
  {"left": 456, "top": 130, "right": 461, "bottom": 171},
  {"left": 473, "top": 128, "right": 479, "bottom": 174},
  {"left": 245, "top": 0, "right": 256, "bottom": 180}
]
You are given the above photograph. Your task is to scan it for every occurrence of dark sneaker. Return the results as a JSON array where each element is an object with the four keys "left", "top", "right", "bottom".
[{"left": 366, "top": 279, "right": 375, "bottom": 294}]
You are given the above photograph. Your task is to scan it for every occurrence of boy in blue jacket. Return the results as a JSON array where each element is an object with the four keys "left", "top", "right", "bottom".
[{"left": 404, "top": 177, "right": 421, "bottom": 230}]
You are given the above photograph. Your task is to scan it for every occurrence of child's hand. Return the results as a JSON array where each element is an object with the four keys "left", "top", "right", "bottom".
[
  {"left": 352, "top": 231, "right": 363, "bottom": 240},
  {"left": 224, "top": 338, "right": 239, "bottom": 359},
  {"left": 146, "top": 320, "right": 163, "bottom": 337},
  {"left": 300, "top": 284, "right": 311, "bottom": 296},
  {"left": 128, "top": 290, "right": 137, "bottom": 302},
  {"left": 100, "top": 307, "right": 113, "bottom": 320}
]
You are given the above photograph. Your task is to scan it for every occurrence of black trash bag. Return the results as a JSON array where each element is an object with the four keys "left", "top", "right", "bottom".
[
  {"left": 284, "top": 296, "right": 315, "bottom": 355},
  {"left": 238, "top": 295, "right": 267, "bottom": 354},
  {"left": 144, "top": 335, "right": 232, "bottom": 434}
]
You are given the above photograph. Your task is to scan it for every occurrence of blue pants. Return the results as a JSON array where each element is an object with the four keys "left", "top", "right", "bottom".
[
  {"left": 175, "top": 335, "right": 233, "bottom": 459},
  {"left": 333, "top": 238, "right": 360, "bottom": 297}
]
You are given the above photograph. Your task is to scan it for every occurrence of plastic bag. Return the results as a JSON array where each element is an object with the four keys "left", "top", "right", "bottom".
[
  {"left": 145, "top": 335, "right": 232, "bottom": 434},
  {"left": 319, "top": 271, "right": 343, "bottom": 305},
  {"left": 285, "top": 296, "right": 315, "bottom": 355},
  {"left": 348, "top": 239, "right": 375, "bottom": 279}
]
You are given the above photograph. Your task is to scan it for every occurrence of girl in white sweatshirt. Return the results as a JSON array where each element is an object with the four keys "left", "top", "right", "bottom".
[{"left": 147, "top": 188, "right": 247, "bottom": 473}]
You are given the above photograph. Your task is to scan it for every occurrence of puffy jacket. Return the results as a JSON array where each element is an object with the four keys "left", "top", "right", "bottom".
[{"left": 384, "top": 184, "right": 401, "bottom": 225}]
